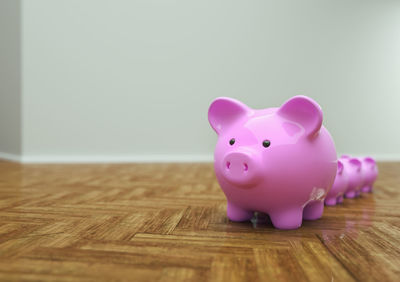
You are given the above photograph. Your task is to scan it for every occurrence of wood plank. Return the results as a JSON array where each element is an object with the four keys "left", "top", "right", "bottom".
[{"left": 0, "top": 161, "right": 399, "bottom": 281}]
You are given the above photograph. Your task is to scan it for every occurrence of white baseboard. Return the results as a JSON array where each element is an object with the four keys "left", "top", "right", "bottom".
[
  {"left": 1, "top": 152, "right": 400, "bottom": 164},
  {"left": 338, "top": 153, "right": 400, "bottom": 162},
  {"left": 0, "top": 152, "right": 22, "bottom": 162},
  {"left": 19, "top": 154, "right": 214, "bottom": 164}
]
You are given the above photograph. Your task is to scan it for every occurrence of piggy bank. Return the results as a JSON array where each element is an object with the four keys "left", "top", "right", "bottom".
[
  {"left": 325, "top": 160, "right": 348, "bottom": 206},
  {"left": 360, "top": 157, "right": 378, "bottom": 193},
  {"left": 208, "top": 96, "right": 337, "bottom": 229},
  {"left": 340, "top": 155, "right": 362, "bottom": 198}
]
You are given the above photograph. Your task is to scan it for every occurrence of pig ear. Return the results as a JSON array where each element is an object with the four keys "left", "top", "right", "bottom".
[
  {"left": 337, "top": 160, "right": 344, "bottom": 175},
  {"left": 277, "top": 96, "right": 323, "bottom": 138},
  {"left": 364, "top": 157, "right": 376, "bottom": 168},
  {"left": 208, "top": 97, "right": 250, "bottom": 134},
  {"left": 349, "top": 158, "right": 361, "bottom": 172}
]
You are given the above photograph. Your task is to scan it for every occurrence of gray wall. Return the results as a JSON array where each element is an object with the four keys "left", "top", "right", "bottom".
[
  {"left": 0, "top": 0, "right": 21, "bottom": 159},
  {"left": 2, "top": 0, "right": 400, "bottom": 162}
]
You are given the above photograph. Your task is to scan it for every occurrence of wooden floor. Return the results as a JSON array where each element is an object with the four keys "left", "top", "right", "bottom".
[{"left": 0, "top": 161, "right": 399, "bottom": 281}]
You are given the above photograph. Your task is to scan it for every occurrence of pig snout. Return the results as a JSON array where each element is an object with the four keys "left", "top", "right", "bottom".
[{"left": 221, "top": 150, "right": 262, "bottom": 187}]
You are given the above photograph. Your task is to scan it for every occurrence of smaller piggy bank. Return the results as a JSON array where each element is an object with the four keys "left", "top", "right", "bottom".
[
  {"left": 325, "top": 160, "right": 348, "bottom": 206},
  {"left": 208, "top": 96, "right": 337, "bottom": 229},
  {"left": 360, "top": 157, "right": 378, "bottom": 193},
  {"left": 340, "top": 155, "right": 362, "bottom": 198}
]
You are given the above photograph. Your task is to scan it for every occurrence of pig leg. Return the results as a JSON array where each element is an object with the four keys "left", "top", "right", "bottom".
[
  {"left": 337, "top": 195, "right": 344, "bottom": 203},
  {"left": 226, "top": 201, "right": 253, "bottom": 222},
  {"left": 324, "top": 197, "right": 337, "bottom": 206},
  {"left": 303, "top": 201, "right": 324, "bottom": 220},
  {"left": 362, "top": 185, "right": 373, "bottom": 193},
  {"left": 361, "top": 185, "right": 369, "bottom": 193},
  {"left": 345, "top": 190, "right": 356, "bottom": 198},
  {"left": 269, "top": 207, "right": 303, "bottom": 230}
]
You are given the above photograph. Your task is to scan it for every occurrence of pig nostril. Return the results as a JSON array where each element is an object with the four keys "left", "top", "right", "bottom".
[
  {"left": 243, "top": 163, "right": 248, "bottom": 171},
  {"left": 226, "top": 162, "right": 231, "bottom": 169}
]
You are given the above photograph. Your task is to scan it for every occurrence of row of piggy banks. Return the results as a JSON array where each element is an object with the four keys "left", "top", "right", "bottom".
[
  {"left": 208, "top": 95, "right": 378, "bottom": 230},
  {"left": 326, "top": 155, "right": 378, "bottom": 206}
]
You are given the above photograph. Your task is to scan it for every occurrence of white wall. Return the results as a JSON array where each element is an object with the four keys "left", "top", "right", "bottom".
[
  {"left": 0, "top": 0, "right": 22, "bottom": 160},
  {"left": 3, "top": 0, "right": 400, "bottom": 162}
]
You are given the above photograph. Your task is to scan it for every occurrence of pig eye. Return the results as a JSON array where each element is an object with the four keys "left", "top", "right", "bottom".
[
  {"left": 262, "top": 140, "right": 271, "bottom": 148},
  {"left": 229, "top": 138, "right": 235, "bottom": 145}
]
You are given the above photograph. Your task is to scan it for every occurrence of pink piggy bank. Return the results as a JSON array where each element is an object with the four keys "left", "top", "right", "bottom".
[
  {"left": 208, "top": 96, "right": 337, "bottom": 229},
  {"left": 324, "top": 160, "right": 348, "bottom": 206},
  {"left": 340, "top": 155, "right": 362, "bottom": 198},
  {"left": 360, "top": 157, "right": 378, "bottom": 193}
]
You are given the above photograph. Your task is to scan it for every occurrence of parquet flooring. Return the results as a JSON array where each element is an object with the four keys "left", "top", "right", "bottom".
[{"left": 0, "top": 161, "right": 399, "bottom": 281}]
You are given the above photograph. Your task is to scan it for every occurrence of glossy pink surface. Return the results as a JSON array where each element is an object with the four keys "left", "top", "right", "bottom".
[
  {"left": 208, "top": 96, "right": 337, "bottom": 230},
  {"left": 325, "top": 160, "right": 348, "bottom": 206},
  {"left": 340, "top": 155, "right": 363, "bottom": 198},
  {"left": 360, "top": 157, "right": 378, "bottom": 193}
]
